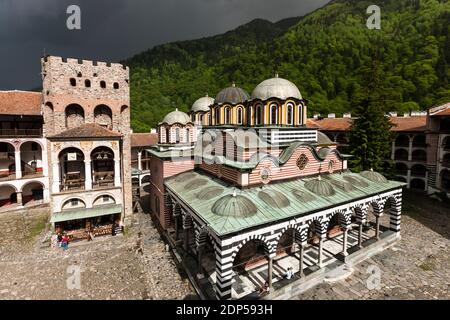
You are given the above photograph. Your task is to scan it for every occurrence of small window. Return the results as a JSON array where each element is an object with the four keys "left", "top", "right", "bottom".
[
  {"left": 85, "top": 79, "right": 91, "bottom": 87},
  {"left": 100, "top": 81, "right": 106, "bottom": 88},
  {"left": 93, "top": 73, "right": 98, "bottom": 77},
  {"left": 71, "top": 199, "right": 79, "bottom": 206},
  {"left": 77, "top": 72, "right": 82, "bottom": 77},
  {"left": 70, "top": 78, "right": 76, "bottom": 86},
  {"left": 113, "top": 82, "right": 119, "bottom": 89},
  {"left": 103, "top": 195, "right": 110, "bottom": 203}
]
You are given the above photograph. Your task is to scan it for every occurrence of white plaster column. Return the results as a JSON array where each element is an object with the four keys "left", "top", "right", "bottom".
[
  {"left": 342, "top": 227, "right": 349, "bottom": 256},
  {"left": 14, "top": 151, "right": 22, "bottom": 179},
  {"left": 318, "top": 236, "right": 324, "bottom": 268},
  {"left": 407, "top": 169, "right": 411, "bottom": 188},
  {"left": 358, "top": 223, "right": 364, "bottom": 248},
  {"left": 375, "top": 215, "right": 381, "bottom": 240},
  {"left": 114, "top": 159, "right": 121, "bottom": 187},
  {"left": 42, "top": 143, "right": 49, "bottom": 177},
  {"left": 84, "top": 160, "right": 92, "bottom": 190},
  {"left": 52, "top": 161, "right": 61, "bottom": 193},
  {"left": 43, "top": 188, "right": 50, "bottom": 202},
  {"left": 137, "top": 151, "right": 142, "bottom": 171},
  {"left": 16, "top": 192, "right": 23, "bottom": 207},
  {"left": 298, "top": 243, "right": 306, "bottom": 277},
  {"left": 267, "top": 257, "right": 273, "bottom": 288},
  {"left": 408, "top": 136, "right": 413, "bottom": 161}
]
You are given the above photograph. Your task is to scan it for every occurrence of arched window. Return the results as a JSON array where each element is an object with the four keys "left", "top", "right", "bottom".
[
  {"left": 287, "top": 104, "right": 294, "bottom": 125},
  {"left": 70, "top": 78, "right": 76, "bottom": 87},
  {"left": 215, "top": 108, "right": 220, "bottom": 124},
  {"left": 65, "top": 104, "right": 85, "bottom": 129},
  {"left": 113, "top": 82, "right": 119, "bottom": 89},
  {"left": 100, "top": 81, "right": 106, "bottom": 88},
  {"left": 224, "top": 108, "right": 231, "bottom": 125},
  {"left": 270, "top": 104, "right": 278, "bottom": 125},
  {"left": 255, "top": 105, "right": 262, "bottom": 125},
  {"left": 186, "top": 128, "right": 191, "bottom": 143},
  {"left": 85, "top": 79, "right": 91, "bottom": 88},
  {"left": 298, "top": 105, "right": 303, "bottom": 124},
  {"left": 237, "top": 107, "right": 243, "bottom": 125},
  {"left": 165, "top": 127, "right": 170, "bottom": 143},
  {"left": 94, "top": 105, "right": 113, "bottom": 129},
  {"left": 175, "top": 128, "right": 181, "bottom": 143}
]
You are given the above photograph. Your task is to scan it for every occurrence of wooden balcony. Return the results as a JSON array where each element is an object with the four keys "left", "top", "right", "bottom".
[{"left": 0, "top": 128, "right": 42, "bottom": 137}]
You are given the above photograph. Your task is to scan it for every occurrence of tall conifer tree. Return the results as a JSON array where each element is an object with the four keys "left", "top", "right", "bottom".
[{"left": 348, "top": 50, "right": 393, "bottom": 173}]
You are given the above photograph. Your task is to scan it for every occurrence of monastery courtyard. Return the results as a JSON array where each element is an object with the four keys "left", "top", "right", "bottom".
[{"left": 0, "top": 190, "right": 448, "bottom": 300}]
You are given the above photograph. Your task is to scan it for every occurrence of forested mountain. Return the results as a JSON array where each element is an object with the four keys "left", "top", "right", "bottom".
[{"left": 124, "top": 0, "right": 450, "bottom": 132}]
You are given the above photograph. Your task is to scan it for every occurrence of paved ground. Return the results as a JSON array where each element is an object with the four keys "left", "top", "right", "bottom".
[
  {"left": 0, "top": 189, "right": 448, "bottom": 300},
  {"left": 290, "top": 190, "right": 450, "bottom": 300},
  {"left": 0, "top": 203, "right": 195, "bottom": 300}
]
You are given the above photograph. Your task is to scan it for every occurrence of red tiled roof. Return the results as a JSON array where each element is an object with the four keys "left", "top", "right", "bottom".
[
  {"left": 308, "top": 116, "right": 426, "bottom": 132},
  {"left": 49, "top": 123, "right": 122, "bottom": 139},
  {"left": 307, "top": 118, "right": 352, "bottom": 131},
  {"left": 390, "top": 116, "right": 427, "bottom": 132},
  {"left": 0, "top": 91, "right": 42, "bottom": 116},
  {"left": 131, "top": 133, "right": 158, "bottom": 147}
]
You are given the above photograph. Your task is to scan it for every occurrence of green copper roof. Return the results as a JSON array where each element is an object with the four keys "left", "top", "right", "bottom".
[
  {"left": 165, "top": 171, "right": 405, "bottom": 237},
  {"left": 50, "top": 204, "right": 122, "bottom": 223},
  {"left": 360, "top": 170, "right": 388, "bottom": 183}
]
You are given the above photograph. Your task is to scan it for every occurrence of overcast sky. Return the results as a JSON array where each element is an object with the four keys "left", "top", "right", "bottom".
[{"left": 0, "top": 0, "right": 330, "bottom": 90}]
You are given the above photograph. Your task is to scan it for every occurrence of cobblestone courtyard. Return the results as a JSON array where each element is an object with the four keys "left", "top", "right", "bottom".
[
  {"left": 0, "top": 190, "right": 448, "bottom": 300},
  {"left": 292, "top": 190, "right": 450, "bottom": 300},
  {"left": 0, "top": 203, "right": 195, "bottom": 300}
]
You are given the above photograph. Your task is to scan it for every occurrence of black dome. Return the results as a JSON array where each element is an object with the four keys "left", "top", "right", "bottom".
[{"left": 215, "top": 83, "right": 250, "bottom": 104}]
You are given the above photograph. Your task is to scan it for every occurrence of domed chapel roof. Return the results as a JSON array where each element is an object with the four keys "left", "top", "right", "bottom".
[
  {"left": 251, "top": 74, "right": 302, "bottom": 101},
  {"left": 215, "top": 83, "right": 250, "bottom": 104},
  {"left": 161, "top": 108, "right": 191, "bottom": 125},
  {"left": 191, "top": 95, "right": 215, "bottom": 112}
]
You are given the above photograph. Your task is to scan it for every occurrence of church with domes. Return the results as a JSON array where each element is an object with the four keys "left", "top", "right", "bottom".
[{"left": 146, "top": 75, "right": 405, "bottom": 300}]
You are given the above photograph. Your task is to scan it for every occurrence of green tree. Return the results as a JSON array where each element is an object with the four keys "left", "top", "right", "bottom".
[{"left": 348, "top": 56, "right": 393, "bottom": 173}]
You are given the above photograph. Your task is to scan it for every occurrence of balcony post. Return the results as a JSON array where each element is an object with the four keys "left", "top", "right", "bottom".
[
  {"left": 85, "top": 160, "right": 92, "bottom": 190},
  {"left": 137, "top": 151, "right": 142, "bottom": 171},
  {"left": 114, "top": 159, "right": 121, "bottom": 187},
  {"left": 52, "top": 161, "right": 60, "bottom": 193},
  {"left": 14, "top": 151, "right": 22, "bottom": 179}
]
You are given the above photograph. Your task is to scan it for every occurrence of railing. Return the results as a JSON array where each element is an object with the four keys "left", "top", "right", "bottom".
[
  {"left": 0, "top": 128, "right": 42, "bottom": 137},
  {"left": 92, "top": 179, "right": 115, "bottom": 189},
  {"left": 0, "top": 173, "right": 16, "bottom": 181},
  {"left": 0, "top": 152, "right": 14, "bottom": 160},
  {"left": 60, "top": 182, "right": 85, "bottom": 192}
]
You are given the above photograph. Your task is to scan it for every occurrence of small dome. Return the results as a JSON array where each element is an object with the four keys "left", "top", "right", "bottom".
[
  {"left": 196, "top": 186, "right": 224, "bottom": 200},
  {"left": 215, "top": 83, "right": 250, "bottom": 104},
  {"left": 258, "top": 189, "right": 290, "bottom": 208},
  {"left": 251, "top": 75, "right": 302, "bottom": 101},
  {"left": 191, "top": 95, "right": 214, "bottom": 112},
  {"left": 304, "top": 177, "right": 335, "bottom": 197},
  {"left": 211, "top": 193, "right": 257, "bottom": 218},
  {"left": 161, "top": 108, "right": 191, "bottom": 125},
  {"left": 360, "top": 170, "right": 388, "bottom": 183},
  {"left": 291, "top": 189, "right": 316, "bottom": 203},
  {"left": 343, "top": 175, "right": 369, "bottom": 188}
]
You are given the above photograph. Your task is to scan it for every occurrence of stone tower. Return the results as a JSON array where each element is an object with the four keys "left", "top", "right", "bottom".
[{"left": 41, "top": 56, "right": 133, "bottom": 226}]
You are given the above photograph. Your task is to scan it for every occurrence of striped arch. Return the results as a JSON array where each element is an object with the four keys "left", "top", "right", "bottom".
[
  {"left": 297, "top": 225, "right": 310, "bottom": 244},
  {"left": 231, "top": 234, "right": 274, "bottom": 262},
  {"left": 325, "top": 209, "right": 352, "bottom": 230},
  {"left": 368, "top": 200, "right": 383, "bottom": 217},
  {"left": 194, "top": 224, "right": 216, "bottom": 250},
  {"left": 381, "top": 194, "right": 402, "bottom": 233},
  {"left": 351, "top": 204, "right": 368, "bottom": 223},
  {"left": 273, "top": 223, "right": 302, "bottom": 246},
  {"left": 305, "top": 216, "right": 327, "bottom": 237},
  {"left": 182, "top": 211, "right": 193, "bottom": 230}
]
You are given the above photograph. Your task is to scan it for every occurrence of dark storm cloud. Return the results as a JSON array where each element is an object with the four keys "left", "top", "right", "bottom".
[{"left": 0, "top": 0, "right": 330, "bottom": 90}]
